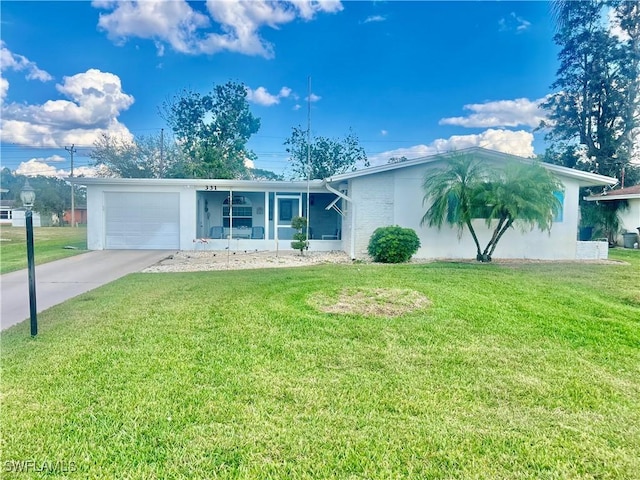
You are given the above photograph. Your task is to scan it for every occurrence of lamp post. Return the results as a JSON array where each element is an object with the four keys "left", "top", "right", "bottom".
[{"left": 20, "top": 179, "right": 37, "bottom": 336}]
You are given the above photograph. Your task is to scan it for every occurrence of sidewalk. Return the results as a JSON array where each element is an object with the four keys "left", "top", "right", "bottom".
[{"left": 1, "top": 250, "right": 172, "bottom": 330}]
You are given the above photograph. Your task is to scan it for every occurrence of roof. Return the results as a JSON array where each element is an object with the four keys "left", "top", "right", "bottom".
[
  {"left": 584, "top": 183, "right": 640, "bottom": 202},
  {"left": 326, "top": 147, "right": 618, "bottom": 187},
  {"left": 0, "top": 200, "right": 15, "bottom": 208},
  {"left": 67, "top": 147, "right": 619, "bottom": 190},
  {"left": 67, "top": 177, "right": 327, "bottom": 192}
]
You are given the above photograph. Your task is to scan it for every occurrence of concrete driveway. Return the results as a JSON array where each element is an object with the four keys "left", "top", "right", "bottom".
[{"left": 1, "top": 250, "right": 173, "bottom": 331}]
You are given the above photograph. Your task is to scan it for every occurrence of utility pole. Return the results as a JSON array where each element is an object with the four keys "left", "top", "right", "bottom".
[
  {"left": 65, "top": 144, "right": 77, "bottom": 227},
  {"left": 306, "top": 76, "right": 311, "bottom": 247},
  {"left": 160, "top": 128, "right": 164, "bottom": 178}
]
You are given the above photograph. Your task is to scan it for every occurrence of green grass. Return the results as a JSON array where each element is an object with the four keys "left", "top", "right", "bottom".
[
  {"left": 1, "top": 250, "right": 639, "bottom": 478},
  {"left": 0, "top": 226, "right": 87, "bottom": 274}
]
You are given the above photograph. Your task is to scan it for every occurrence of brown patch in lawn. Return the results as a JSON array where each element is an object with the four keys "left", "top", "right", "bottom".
[{"left": 309, "top": 287, "right": 431, "bottom": 317}]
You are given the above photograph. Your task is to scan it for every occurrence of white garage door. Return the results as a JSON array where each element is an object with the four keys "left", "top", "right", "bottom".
[{"left": 105, "top": 192, "right": 180, "bottom": 249}]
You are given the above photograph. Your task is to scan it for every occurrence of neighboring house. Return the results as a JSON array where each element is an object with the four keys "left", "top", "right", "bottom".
[
  {"left": 70, "top": 147, "right": 617, "bottom": 260},
  {"left": 63, "top": 207, "right": 88, "bottom": 225},
  {"left": 584, "top": 184, "right": 640, "bottom": 245},
  {"left": 0, "top": 199, "right": 15, "bottom": 225},
  {"left": 11, "top": 209, "right": 43, "bottom": 227}
]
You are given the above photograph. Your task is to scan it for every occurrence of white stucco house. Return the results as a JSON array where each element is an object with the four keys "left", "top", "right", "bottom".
[
  {"left": 0, "top": 200, "right": 15, "bottom": 225},
  {"left": 71, "top": 147, "right": 617, "bottom": 260},
  {"left": 585, "top": 184, "right": 640, "bottom": 246}
]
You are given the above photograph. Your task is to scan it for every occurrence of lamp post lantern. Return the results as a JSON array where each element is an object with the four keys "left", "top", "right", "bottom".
[{"left": 20, "top": 179, "right": 38, "bottom": 336}]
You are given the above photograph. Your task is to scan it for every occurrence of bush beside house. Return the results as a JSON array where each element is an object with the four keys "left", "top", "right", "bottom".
[{"left": 368, "top": 226, "right": 421, "bottom": 263}]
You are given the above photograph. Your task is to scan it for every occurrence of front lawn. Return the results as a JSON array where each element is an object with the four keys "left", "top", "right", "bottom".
[
  {"left": 0, "top": 226, "right": 87, "bottom": 274},
  {"left": 1, "top": 250, "right": 639, "bottom": 478}
]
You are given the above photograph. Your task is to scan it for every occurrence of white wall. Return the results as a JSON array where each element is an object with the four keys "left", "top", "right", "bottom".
[
  {"left": 350, "top": 162, "right": 584, "bottom": 260},
  {"left": 11, "top": 210, "right": 42, "bottom": 227},
  {"left": 349, "top": 173, "right": 394, "bottom": 257}
]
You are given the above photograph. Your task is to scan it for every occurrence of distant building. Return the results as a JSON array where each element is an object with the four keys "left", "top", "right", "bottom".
[
  {"left": 11, "top": 209, "right": 43, "bottom": 227},
  {"left": 63, "top": 207, "right": 88, "bottom": 226},
  {"left": 0, "top": 199, "right": 15, "bottom": 225}
]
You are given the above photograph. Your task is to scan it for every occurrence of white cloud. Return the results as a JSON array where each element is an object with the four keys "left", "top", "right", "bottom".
[
  {"left": 94, "top": 0, "right": 210, "bottom": 55},
  {"left": 290, "top": 0, "right": 343, "bottom": 20},
  {"left": 368, "top": 129, "right": 535, "bottom": 166},
  {"left": 380, "top": 129, "right": 388, "bottom": 136},
  {"left": 0, "top": 41, "right": 53, "bottom": 83},
  {"left": 439, "top": 97, "right": 548, "bottom": 129},
  {"left": 293, "top": 104, "right": 301, "bottom": 111},
  {"left": 244, "top": 157, "right": 255, "bottom": 169},
  {"left": 16, "top": 160, "right": 60, "bottom": 177},
  {"left": 306, "top": 93, "right": 321, "bottom": 102},
  {"left": 499, "top": 12, "right": 531, "bottom": 33},
  {"left": 363, "top": 15, "right": 386, "bottom": 23},
  {"left": 0, "top": 77, "right": 9, "bottom": 103},
  {"left": 246, "top": 85, "right": 292, "bottom": 106},
  {"left": 16, "top": 158, "right": 102, "bottom": 178},
  {"left": 0, "top": 42, "right": 53, "bottom": 103},
  {"left": 279, "top": 86, "right": 292, "bottom": 98},
  {"left": 94, "top": 0, "right": 343, "bottom": 58},
  {"left": 1, "top": 69, "right": 134, "bottom": 147}
]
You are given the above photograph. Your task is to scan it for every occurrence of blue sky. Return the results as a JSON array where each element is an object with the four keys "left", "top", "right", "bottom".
[{"left": 0, "top": 1, "right": 560, "bottom": 178}]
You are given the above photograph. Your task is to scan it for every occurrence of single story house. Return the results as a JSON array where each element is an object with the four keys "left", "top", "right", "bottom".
[
  {"left": 10, "top": 209, "right": 43, "bottom": 227},
  {"left": 0, "top": 199, "right": 15, "bottom": 225},
  {"left": 70, "top": 147, "right": 617, "bottom": 260},
  {"left": 585, "top": 184, "right": 640, "bottom": 246}
]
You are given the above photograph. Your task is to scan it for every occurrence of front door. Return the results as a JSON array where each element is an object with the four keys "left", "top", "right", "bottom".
[{"left": 275, "top": 195, "right": 301, "bottom": 240}]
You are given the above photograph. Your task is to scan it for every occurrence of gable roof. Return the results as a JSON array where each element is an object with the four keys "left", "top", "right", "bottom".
[
  {"left": 325, "top": 147, "right": 617, "bottom": 187},
  {"left": 585, "top": 183, "right": 640, "bottom": 202}
]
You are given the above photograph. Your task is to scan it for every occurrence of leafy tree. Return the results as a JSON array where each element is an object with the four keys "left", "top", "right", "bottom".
[
  {"left": 161, "top": 82, "right": 260, "bottom": 179},
  {"left": 90, "top": 132, "right": 185, "bottom": 178},
  {"left": 421, "top": 155, "right": 487, "bottom": 260},
  {"left": 244, "top": 168, "right": 284, "bottom": 181},
  {"left": 388, "top": 156, "right": 409, "bottom": 164},
  {"left": 284, "top": 127, "right": 368, "bottom": 179},
  {"left": 479, "top": 162, "right": 564, "bottom": 260},
  {"left": 541, "top": 0, "right": 640, "bottom": 183},
  {"left": 421, "top": 155, "right": 563, "bottom": 262}
]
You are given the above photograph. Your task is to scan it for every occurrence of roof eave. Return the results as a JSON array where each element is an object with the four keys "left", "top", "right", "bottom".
[
  {"left": 325, "top": 146, "right": 618, "bottom": 187},
  {"left": 66, "top": 177, "right": 326, "bottom": 190},
  {"left": 585, "top": 193, "right": 640, "bottom": 201}
]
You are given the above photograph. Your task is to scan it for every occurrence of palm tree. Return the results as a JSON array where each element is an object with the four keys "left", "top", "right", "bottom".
[
  {"left": 480, "top": 162, "right": 564, "bottom": 260},
  {"left": 422, "top": 155, "right": 564, "bottom": 262},
  {"left": 421, "top": 154, "right": 487, "bottom": 260}
]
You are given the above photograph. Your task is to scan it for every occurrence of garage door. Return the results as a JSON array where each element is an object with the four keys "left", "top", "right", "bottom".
[{"left": 105, "top": 192, "right": 180, "bottom": 249}]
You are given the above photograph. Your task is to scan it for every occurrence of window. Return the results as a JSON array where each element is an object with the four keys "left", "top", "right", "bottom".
[
  {"left": 279, "top": 200, "right": 293, "bottom": 222},
  {"left": 0, "top": 210, "right": 11, "bottom": 220},
  {"left": 553, "top": 191, "right": 564, "bottom": 222},
  {"left": 223, "top": 196, "right": 252, "bottom": 228}
]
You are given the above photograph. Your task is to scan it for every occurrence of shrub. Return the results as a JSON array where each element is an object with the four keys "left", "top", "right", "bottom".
[
  {"left": 290, "top": 216, "right": 308, "bottom": 255},
  {"left": 367, "top": 226, "right": 421, "bottom": 263}
]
